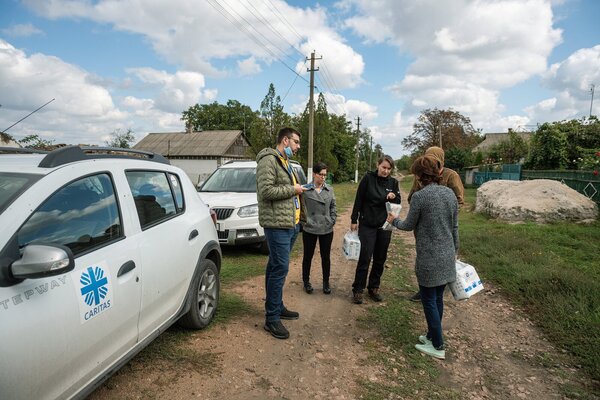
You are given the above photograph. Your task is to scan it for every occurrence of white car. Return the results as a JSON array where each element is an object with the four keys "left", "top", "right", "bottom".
[
  {"left": 198, "top": 160, "right": 307, "bottom": 252},
  {"left": 0, "top": 146, "right": 221, "bottom": 400}
]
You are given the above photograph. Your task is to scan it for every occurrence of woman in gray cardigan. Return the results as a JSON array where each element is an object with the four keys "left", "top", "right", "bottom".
[
  {"left": 387, "top": 155, "right": 459, "bottom": 360},
  {"left": 300, "top": 162, "right": 337, "bottom": 294}
]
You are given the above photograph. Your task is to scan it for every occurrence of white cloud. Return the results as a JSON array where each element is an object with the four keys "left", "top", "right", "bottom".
[
  {"left": 526, "top": 45, "right": 600, "bottom": 122},
  {"left": 237, "top": 57, "right": 262, "bottom": 76},
  {"left": 126, "top": 68, "right": 215, "bottom": 113},
  {"left": 342, "top": 0, "right": 563, "bottom": 135},
  {"left": 290, "top": 92, "right": 377, "bottom": 120},
  {"left": 2, "top": 23, "right": 44, "bottom": 37},
  {"left": 0, "top": 39, "right": 193, "bottom": 144},
  {"left": 23, "top": 0, "right": 365, "bottom": 88}
]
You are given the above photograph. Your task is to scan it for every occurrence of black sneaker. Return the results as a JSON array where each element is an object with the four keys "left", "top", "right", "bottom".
[
  {"left": 409, "top": 291, "right": 421, "bottom": 302},
  {"left": 323, "top": 284, "right": 331, "bottom": 295},
  {"left": 264, "top": 320, "right": 289, "bottom": 339},
  {"left": 303, "top": 282, "right": 314, "bottom": 294},
  {"left": 352, "top": 291, "right": 363, "bottom": 304},
  {"left": 280, "top": 307, "right": 299, "bottom": 320},
  {"left": 368, "top": 288, "right": 383, "bottom": 302}
]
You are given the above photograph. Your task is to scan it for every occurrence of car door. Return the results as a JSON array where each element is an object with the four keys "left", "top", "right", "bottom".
[
  {"left": 125, "top": 170, "right": 200, "bottom": 340},
  {"left": 0, "top": 169, "right": 142, "bottom": 400}
]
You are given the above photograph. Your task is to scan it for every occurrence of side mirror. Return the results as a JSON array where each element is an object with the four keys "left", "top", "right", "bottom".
[{"left": 11, "top": 244, "right": 75, "bottom": 279}]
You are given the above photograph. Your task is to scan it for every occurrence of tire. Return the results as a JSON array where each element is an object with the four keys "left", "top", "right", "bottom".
[
  {"left": 258, "top": 239, "right": 269, "bottom": 255},
  {"left": 178, "top": 259, "right": 220, "bottom": 329}
]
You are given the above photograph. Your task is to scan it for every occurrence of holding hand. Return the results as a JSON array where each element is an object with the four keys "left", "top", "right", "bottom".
[
  {"left": 294, "top": 184, "right": 306, "bottom": 194},
  {"left": 386, "top": 212, "right": 397, "bottom": 224},
  {"left": 386, "top": 192, "right": 396, "bottom": 200},
  {"left": 351, "top": 223, "right": 358, "bottom": 231}
]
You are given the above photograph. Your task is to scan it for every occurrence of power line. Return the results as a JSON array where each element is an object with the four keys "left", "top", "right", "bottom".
[{"left": 206, "top": 0, "right": 308, "bottom": 84}]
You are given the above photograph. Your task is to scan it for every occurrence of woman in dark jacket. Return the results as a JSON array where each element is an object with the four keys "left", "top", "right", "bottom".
[
  {"left": 300, "top": 162, "right": 337, "bottom": 294},
  {"left": 387, "top": 155, "right": 459, "bottom": 360},
  {"left": 350, "top": 155, "right": 401, "bottom": 304}
]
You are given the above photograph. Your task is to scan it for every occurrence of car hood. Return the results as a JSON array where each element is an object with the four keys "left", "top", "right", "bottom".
[{"left": 197, "top": 191, "right": 258, "bottom": 208}]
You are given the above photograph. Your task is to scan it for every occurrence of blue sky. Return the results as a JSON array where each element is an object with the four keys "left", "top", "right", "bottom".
[{"left": 1, "top": 0, "right": 599, "bottom": 158}]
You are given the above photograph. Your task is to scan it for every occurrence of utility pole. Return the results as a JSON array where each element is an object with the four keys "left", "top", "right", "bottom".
[
  {"left": 307, "top": 51, "right": 321, "bottom": 182},
  {"left": 438, "top": 123, "right": 443, "bottom": 148},
  {"left": 590, "top": 84, "right": 596, "bottom": 117},
  {"left": 355, "top": 116, "right": 361, "bottom": 183}
]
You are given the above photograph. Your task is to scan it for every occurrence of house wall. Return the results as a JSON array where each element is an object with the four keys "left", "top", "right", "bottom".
[{"left": 169, "top": 159, "right": 218, "bottom": 186}]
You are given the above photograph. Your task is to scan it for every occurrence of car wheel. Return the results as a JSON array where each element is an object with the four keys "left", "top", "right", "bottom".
[
  {"left": 258, "top": 240, "right": 269, "bottom": 255},
  {"left": 178, "top": 259, "right": 219, "bottom": 329}
]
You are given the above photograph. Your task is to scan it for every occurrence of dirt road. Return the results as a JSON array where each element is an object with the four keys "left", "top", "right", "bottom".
[{"left": 90, "top": 187, "right": 588, "bottom": 399}]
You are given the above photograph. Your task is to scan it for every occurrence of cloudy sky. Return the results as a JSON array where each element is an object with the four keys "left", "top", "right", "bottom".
[{"left": 1, "top": 0, "right": 599, "bottom": 157}]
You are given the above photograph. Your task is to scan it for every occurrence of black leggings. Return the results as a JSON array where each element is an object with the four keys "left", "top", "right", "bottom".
[
  {"left": 302, "top": 231, "right": 334, "bottom": 285},
  {"left": 352, "top": 224, "right": 392, "bottom": 292}
]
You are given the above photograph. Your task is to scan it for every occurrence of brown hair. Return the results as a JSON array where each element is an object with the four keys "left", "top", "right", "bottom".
[
  {"left": 276, "top": 127, "right": 301, "bottom": 144},
  {"left": 377, "top": 154, "right": 395, "bottom": 170},
  {"left": 411, "top": 155, "right": 442, "bottom": 186}
]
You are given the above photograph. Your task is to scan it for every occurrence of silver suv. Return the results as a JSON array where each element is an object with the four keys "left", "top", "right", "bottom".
[
  {"left": 0, "top": 146, "right": 221, "bottom": 400},
  {"left": 198, "top": 159, "right": 306, "bottom": 252}
]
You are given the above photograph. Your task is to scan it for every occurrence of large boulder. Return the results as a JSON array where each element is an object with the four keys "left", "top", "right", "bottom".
[{"left": 475, "top": 179, "right": 598, "bottom": 223}]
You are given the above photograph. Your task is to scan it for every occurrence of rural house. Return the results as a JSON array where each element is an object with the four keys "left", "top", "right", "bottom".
[
  {"left": 134, "top": 130, "right": 251, "bottom": 185},
  {"left": 473, "top": 131, "right": 533, "bottom": 153}
]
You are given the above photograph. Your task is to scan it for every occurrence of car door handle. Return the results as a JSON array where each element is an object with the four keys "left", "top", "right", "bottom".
[
  {"left": 188, "top": 229, "right": 199, "bottom": 240},
  {"left": 117, "top": 260, "right": 136, "bottom": 277}
]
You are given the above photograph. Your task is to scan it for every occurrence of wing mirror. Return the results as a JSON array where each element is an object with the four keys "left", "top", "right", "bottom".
[{"left": 11, "top": 244, "right": 75, "bottom": 279}]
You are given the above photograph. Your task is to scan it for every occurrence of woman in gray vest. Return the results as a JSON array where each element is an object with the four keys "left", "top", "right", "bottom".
[{"left": 300, "top": 162, "right": 337, "bottom": 294}]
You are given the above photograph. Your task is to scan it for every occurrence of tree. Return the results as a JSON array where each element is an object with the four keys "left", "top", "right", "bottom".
[
  {"left": 525, "top": 123, "right": 567, "bottom": 170},
  {"left": 106, "top": 128, "right": 136, "bottom": 148},
  {"left": 402, "top": 108, "right": 481, "bottom": 155},
  {"left": 1, "top": 132, "right": 14, "bottom": 144},
  {"left": 259, "top": 83, "right": 290, "bottom": 148},
  {"left": 18, "top": 134, "right": 54, "bottom": 150},
  {"left": 181, "top": 100, "right": 258, "bottom": 133},
  {"left": 444, "top": 147, "right": 474, "bottom": 170},
  {"left": 486, "top": 129, "right": 529, "bottom": 164},
  {"left": 395, "top": 155, "right": 413, "bottom": 172}
]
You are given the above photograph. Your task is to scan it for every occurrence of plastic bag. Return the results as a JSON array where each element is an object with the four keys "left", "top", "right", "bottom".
[
  {"left": 342, "top": 230, "right": 361, "bottom": 260},
  {"left": 382, "top": 202, "right": 402, "bottom": 231},
  {"left": 449, "top": 260, "right": 484, "bottom": 300}
]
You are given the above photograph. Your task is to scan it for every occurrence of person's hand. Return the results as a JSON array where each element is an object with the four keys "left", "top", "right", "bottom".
[
  {"left": 294, "top": 184, "right": 305, "bottom": 194},
  {"left": 387, "top": 212, "right": 397, "bottom": 223},
  {"left": 386, "top": 192, "right": 396, "bottom": 200},
  {"left": 351, "top": 223, "right": 357, "bottom": 231}
]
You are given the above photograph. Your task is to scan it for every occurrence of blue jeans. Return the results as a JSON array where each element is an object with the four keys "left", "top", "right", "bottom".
[
  {"left": 419, "top": 284, "right": 446, "bottom": 349},
  {"left": 264, "top": 225, "right": 299, "bottom": 322}
]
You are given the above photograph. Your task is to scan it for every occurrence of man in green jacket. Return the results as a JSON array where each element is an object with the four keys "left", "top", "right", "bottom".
[{"left": 256, "top": 127, "right": 306, "bottom": 339}]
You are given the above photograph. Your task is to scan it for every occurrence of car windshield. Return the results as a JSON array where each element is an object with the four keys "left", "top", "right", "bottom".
[
  {"left": 200, "top": 167, "right": 256, "bottom": 192},
  {"left": 0, "top": 172, "right": 42, "bottom": 215}
]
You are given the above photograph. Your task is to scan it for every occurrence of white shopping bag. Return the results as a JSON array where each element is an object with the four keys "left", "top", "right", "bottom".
[
  {"left": 382, "top": 202, "right": 402, "bottom": 231},
  {"left": 342, "top": 230, "right": 361, "bottom": 260},
  {"left": 449, "top": 260, "right": 484, "bottom": 300}
]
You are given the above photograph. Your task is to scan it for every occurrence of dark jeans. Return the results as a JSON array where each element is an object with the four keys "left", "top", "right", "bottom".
[
  {"left": 419, "top": 284, "right": 446, "bottom": 349},
  {"left": 352, "top": 224, "right": 392, "bottom": 293},
  {"left": 302, "top": 231, "right": 334, "bottom": 285},
  {"left": 264, "top": 225, "right": 299, "bottom": 323}
]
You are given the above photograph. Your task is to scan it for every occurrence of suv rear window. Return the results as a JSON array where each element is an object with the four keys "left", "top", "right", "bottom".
[{"left": 200, "top": 167, "right": 256, "bottom": 192}]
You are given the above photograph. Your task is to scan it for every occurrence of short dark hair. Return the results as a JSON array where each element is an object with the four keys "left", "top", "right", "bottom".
[
  {"left": 411, "top": 155, "right": 442, "bottom": 186},
  {"left": 276, "top": 127, "right": 301, "bottom": 144},
  {"left": 313, "top": 162, "right": 327, "bottom": 174},
  {"left": 378, "top": 154, "right": 395, "bottom": 170}
]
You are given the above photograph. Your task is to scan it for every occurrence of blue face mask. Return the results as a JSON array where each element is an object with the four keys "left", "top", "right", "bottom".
[{"left": 284, "top": 146, "right": 293, "bottom": 158}]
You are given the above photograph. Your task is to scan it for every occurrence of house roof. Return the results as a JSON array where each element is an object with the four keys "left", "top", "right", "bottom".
[
  {"left": 473, "top": 131, "right": 533, "bottom": 152},
  {"left": 133, "top": 130, "right": 248, "bottom": 157}
]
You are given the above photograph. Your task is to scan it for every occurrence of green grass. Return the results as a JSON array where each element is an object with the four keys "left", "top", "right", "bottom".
[
  {"left": 458, "top": 187, "right": 600, "bottom": 385},
  {"left": 219, "top": 246, "right": 267, "bottom": 285},
  {"left": 332, "top": 181, "right": 359, "bottom": 210}
]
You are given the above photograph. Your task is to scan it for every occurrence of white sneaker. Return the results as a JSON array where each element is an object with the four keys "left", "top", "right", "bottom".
[
  {"left": 415, "top": 343, "right": 445, "bottom": 360},
  {"left": 418, "top": 335, "right": 431, "bottom": 345}
]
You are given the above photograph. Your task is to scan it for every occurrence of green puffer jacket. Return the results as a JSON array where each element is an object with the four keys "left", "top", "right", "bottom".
[{"left": 256, "top": 148, "right": 299, "bottom": 228}]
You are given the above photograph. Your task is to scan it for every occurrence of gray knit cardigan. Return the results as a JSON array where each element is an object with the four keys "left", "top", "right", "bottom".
[{"left": 392, "top": 183, "right": 459, "bottom": 287}]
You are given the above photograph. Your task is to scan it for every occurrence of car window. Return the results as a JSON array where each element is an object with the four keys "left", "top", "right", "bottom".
[
  {"left": 200, "top": 167, "right": 256, "bottom": 192},
  {"left": 126, "top": 171, "right": 179, "bottom": 229},
  {"left": 168, "top": 173, "right": 184, "bottom": 211},
  {"left": 17, "top": 173, "right": 122, "bottom": 256},
  {"left": 0, "top": 172, "right": 42, "bottom": 214}
]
